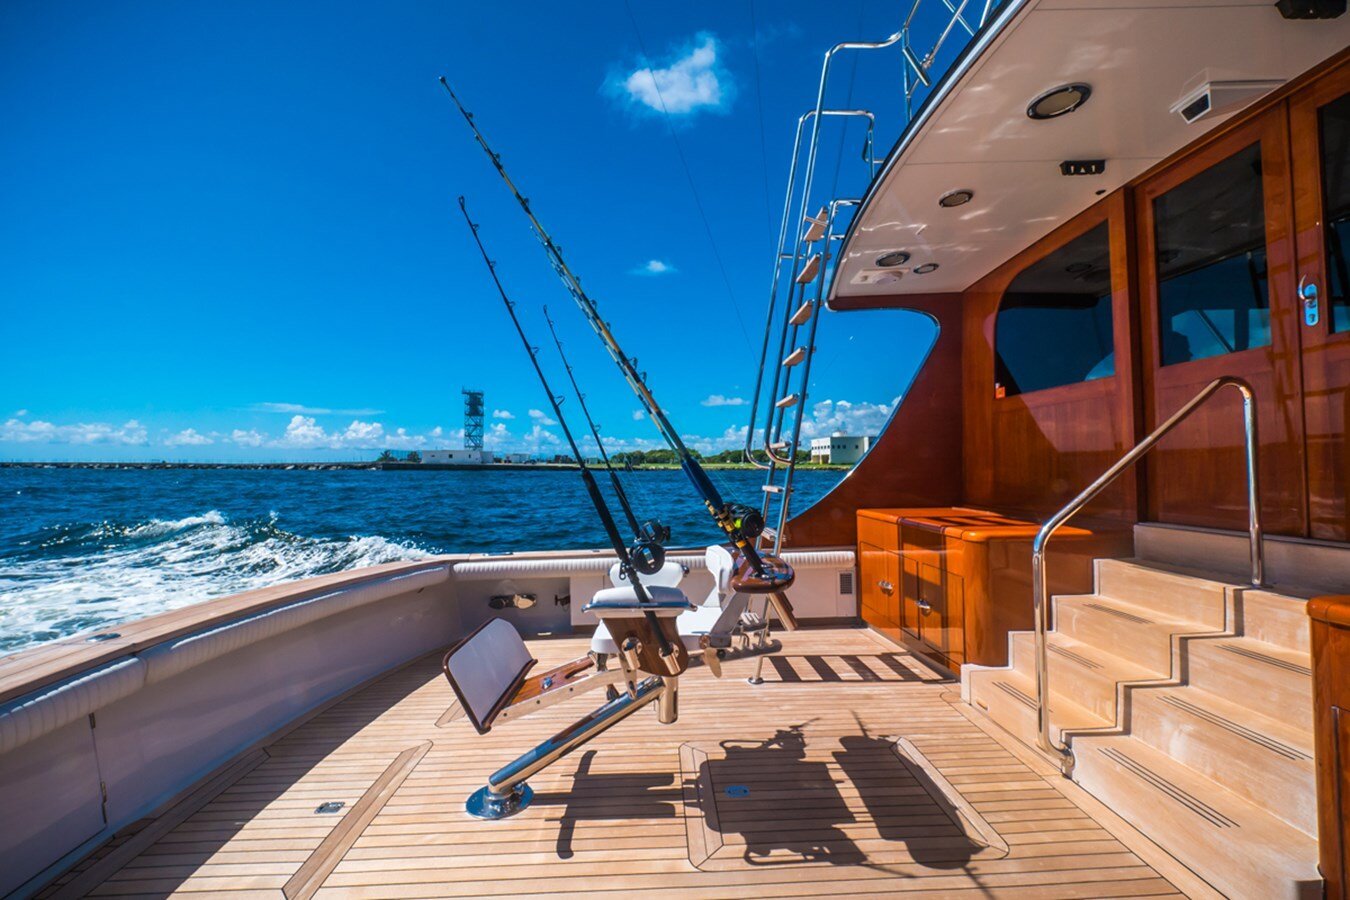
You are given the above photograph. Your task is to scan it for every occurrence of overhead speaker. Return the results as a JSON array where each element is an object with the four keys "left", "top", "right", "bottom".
[
  {"left": 1275, "top": 0, "right": 1344, "bottom": 18},
  {"left": 1170, "top": 79, "right": 1284, "bottom": 125}
]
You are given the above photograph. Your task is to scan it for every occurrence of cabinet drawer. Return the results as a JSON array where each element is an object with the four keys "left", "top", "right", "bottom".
[{"left": 858, "top": 515, "right": 900, "bottom": 552}]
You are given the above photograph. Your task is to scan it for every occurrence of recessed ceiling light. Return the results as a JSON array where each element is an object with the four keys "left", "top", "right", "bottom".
[
  {"left": 1027, "top": 83, "right": 1092, "bottom": 120},
  {"left": 875, "top": 251, "right": 911, "bottom": 267},
  {"left": 914, "top": 263, "right": 940, "bottom": 275},
  {"left": 939, "top": 189, "right": 974, "bottom": 208}
]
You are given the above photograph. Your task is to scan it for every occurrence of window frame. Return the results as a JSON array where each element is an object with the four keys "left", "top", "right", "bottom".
[{"left": 989, "top": 199, "right": 1126, "bottom": 403}]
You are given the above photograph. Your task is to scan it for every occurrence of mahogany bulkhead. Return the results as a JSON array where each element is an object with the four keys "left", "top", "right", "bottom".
[{"left": 786, "top": 51, "right": 1350, "bottom": 668}]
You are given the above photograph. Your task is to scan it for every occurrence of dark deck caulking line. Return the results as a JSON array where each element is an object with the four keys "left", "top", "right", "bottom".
[{"left": 283, "top": 740, "right": 432, "bottom": 900}]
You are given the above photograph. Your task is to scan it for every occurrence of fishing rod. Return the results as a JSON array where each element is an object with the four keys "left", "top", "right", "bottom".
[
  {"left": 439, "top": 78, "right": 798, "bottom": 622},
  {"left": 455, "top": 196, "right": 677, "bottom": 665},
  {"left": 542, "top": 305, "right": 668, "bottom": 549}
]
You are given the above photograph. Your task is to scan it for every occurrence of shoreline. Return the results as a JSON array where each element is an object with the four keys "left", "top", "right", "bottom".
[{"left": 0, "top": 460, "right": 853, "bottom": 472}]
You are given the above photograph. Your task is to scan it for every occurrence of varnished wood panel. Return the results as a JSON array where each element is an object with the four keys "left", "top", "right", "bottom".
[
  {"left": 1292, "top": 59, "right": 1350, "bottom": 542},
  {"left": 45, "top": 628, "right": 1185, "bottom": 898},
  {"left": 962, "top": 192, "right": 1141, "bottom": 522},
  {"left": 1310, "top": 596, "right": 1350, "bottom": 900},
  {"left": 1136, "top": 106, "right": 1308, "bottom": 536},
  {"left": 787, "top": 295, "right": 965, "bottom": 548}
]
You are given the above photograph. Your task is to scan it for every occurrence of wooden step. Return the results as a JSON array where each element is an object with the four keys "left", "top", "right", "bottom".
[
  {"left": 964, "top": 669, "right": 1109, "bottom": 751},
  {"left": 1239, "top": 586, "right": 1312, "bottom": 654},
  {"left": 1128, "top": 684, "right": 1315, "bottom": 834},
  {"left": 1093, "top": 559, "right": 1229, "bottom": 628},
  {"left": 1007, "top": 631, "right": 1158, "bottom": 723},
  {"left": 1186, "top": 636, "right": 1313, "bottom": 732},
  {"left": 1073, "top": 735, "right": 1321, "bottom": 900},
  {"left": 1052, "top": 594, "right": 1221, "bottom": 674}
]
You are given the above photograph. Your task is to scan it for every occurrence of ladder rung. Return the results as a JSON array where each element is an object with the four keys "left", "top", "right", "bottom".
[
  {"left": 761, "top": 484, "right": 792, "bottom": 494},
  {"left": 775, "top": 394, "right": 799, "bottom": 410},
  {"left": 761, "top": 527, "right": 779, "bottom": 542},
  {"left": 802, "top": 207, "right": 829, "bottom": 242},
  {"left": 795, "top": 254, "right": 822, "bottom": 284},
  {"left": 788, "top": 300, "right": 814, "bottom": 326},
  {"left": 782, "top": 347, "right": 807, "bottom": 367},
  {"left": 768, "top": 441, "right": 789, "bottom": 450}
]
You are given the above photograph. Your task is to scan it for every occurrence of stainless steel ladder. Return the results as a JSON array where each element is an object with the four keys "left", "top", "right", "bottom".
[{"left": 745, "top": 1, "right": 1007, "bottom": 554}]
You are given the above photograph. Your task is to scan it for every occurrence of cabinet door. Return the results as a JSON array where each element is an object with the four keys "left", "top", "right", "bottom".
[
  {"left": 882, "top": 552, "right": 900, "bottom": 626},
  {"left": 858, "top": 542, "right": 887, "bottom": 625},
  {"left": 901, "top": 557, "right": 922, "bottom": 639},
  {"left": 918, "top": 562, "right": 964, "bottom": 661}
]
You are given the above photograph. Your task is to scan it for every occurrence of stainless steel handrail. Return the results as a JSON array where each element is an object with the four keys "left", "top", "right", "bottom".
[{"left": 1032, "top": 376, "right": 1264, "bottom": 776}]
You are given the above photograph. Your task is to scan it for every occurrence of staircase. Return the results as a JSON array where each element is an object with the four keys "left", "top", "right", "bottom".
[{"left": 963, "top": 543, "right": 1326, "bottom": 899}]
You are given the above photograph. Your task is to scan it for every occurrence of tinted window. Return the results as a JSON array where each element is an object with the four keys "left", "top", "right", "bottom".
[
  {"left": 994, "top": 222, "right": 1114, "bottom": 397},
  {"left": 1154, "top": 143, "right": 1269, "bottom": 365},
  {"left": 1322, "top": 92, "right": 1350, "bottom": 333}
]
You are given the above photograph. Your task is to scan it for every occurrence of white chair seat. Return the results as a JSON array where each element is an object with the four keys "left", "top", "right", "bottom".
[{"left": 589, "top": 603, "right": 724, "bottom": 655}]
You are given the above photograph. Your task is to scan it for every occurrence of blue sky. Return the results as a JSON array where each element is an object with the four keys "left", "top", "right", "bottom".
[{"left": 1, "top": 1, "right": 947, "bottom": 461}]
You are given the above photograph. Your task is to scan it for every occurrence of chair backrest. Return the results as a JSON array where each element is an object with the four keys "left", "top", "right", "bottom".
[
  {"left": 607, "top": 559, "right": 686, "bottom": 589},
  {"left": 704, "top": 543, "right": 737, "bottom": 607},
  {"left": 441, "top": 618, "right": 534, "bottom": 735}
]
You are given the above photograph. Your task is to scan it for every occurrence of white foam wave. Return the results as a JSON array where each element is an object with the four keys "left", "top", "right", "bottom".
[{"left": 0, "top": 512, "right": 430, "bottom": 655}]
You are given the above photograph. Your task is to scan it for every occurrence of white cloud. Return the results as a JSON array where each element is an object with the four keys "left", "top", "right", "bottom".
[
  {"left": 230, "top": 429, "right": 265, "bottom": 447},
  {"left": 528, "top": 409, "right": 558, "bottom": 426},
  {"left": 340, "top": 420, "right": 385, "bottom": 445},
  {"left": 252, "top": 402, "right": 384, "bottom": 416},
  {"left": 0, "top": 417, "right": 148, "bottom": 445},
  {"left": 165, "top": 428, "right": 213, "bottom": 447},
  {"left": 618, "top": 34, "right": 730, "bottom": 116},
  {"left": 632, "top": 410, "right": 645, "bottom": 421},
  {"left": 700, "top": 394, "right": 746, "bottom": 407},
  {"left": 491, "top": 409, "right": 515, "bottom": 420},
  {"left": 796, "top": 397, "right": 901, "bottom": 441},
  {"left": 631, "top": 259, "right": 677, "bottom": 276},
  {"left": 13, "top": 409, "right": 27, "bottom": 417}
]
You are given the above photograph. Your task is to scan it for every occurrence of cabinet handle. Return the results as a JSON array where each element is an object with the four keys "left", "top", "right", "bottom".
[
  {"left": 878, "top": 580, "right": 893, "bottom": 594},
  {"left": 917, "top": 599, "right": 932, "bottom": 613}
]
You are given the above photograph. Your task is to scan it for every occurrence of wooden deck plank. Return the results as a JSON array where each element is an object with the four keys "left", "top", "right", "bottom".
[{"left": 47, "top": 627, "right": 1192, "bottom": 898}]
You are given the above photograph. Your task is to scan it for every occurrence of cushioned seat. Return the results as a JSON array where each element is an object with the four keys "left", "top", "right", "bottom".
[{"left": 589, "top": 602, "right": 724, "bottom": 655}]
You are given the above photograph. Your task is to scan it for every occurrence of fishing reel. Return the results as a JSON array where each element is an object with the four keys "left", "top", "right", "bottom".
[
  {"left": 725, "top": 503, "right": 765, "bottom": 540},
  {"left": 628, "top": 519, "right": 670, "bottom": 575}
]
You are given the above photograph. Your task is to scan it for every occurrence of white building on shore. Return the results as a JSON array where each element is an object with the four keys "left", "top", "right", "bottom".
[
  {"left": 421, "top": 449, "right": 495, "bottom": 465},
  {"left": 809, "top": 433, "right": 874, "bottom": 465}
]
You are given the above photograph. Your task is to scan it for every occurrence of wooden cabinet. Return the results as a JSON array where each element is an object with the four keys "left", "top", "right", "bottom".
[
  {"left": 1310, "top": 595, "right": 1350, "bottom": 899},
  {"left": 857, "top": 507, "right": 1131, "bottom": 674}
]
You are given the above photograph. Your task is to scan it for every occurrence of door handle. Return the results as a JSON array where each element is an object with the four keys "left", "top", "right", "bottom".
[
  {"left": 1301, "top": 276, "right": 1320, "bottom": 327},
  {"left": 916, "top": 599, "right": 932, "bottom": 613},
  {"left": 878, "top": 580, "right": 893, "bottom": 594}
]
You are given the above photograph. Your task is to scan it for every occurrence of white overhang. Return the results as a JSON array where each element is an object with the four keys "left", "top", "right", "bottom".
[{"left": 830, "top": 0, "right": 1350, "bottom": 302}]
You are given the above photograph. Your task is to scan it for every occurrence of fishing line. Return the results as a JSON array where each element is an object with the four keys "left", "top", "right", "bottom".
[{"left": 455, "top": 196, "right": 674, "bottom": 659}]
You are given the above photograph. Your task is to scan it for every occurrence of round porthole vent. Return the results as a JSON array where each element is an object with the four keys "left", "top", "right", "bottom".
[
  {"left": 939, "top": 189, "right": 974, "bottom": 208},
  {"left": 875, "top": 251, "right": 911, "bottom": 267},
  {"left": 1027, "top": 83, "right": 1092, "bottom": 120}
]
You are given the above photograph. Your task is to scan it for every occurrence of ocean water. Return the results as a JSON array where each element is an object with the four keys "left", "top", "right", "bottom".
[{"left": 0, "top": 466, "right": 844, "bottom": 655}]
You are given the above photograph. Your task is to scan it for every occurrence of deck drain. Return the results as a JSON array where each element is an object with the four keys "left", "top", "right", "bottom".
[
  {"left": 314, "top": 801, "right": 346, "bottom": 814},
  {"left": 724, "top": 785, "right": 750, "bottom": 798}
]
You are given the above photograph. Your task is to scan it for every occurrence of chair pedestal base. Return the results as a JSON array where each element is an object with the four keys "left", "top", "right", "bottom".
[{"left": 466, "top": 783, "right": 533, "bottom": 820}]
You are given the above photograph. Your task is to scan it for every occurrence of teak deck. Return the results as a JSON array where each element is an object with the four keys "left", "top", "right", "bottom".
[{"left": 45, "top": 628, "right": 1190, "bottom": 898}]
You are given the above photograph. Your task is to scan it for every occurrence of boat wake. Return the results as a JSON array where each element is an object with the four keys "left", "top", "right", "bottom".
[{"left": 0, "top": 510, "right": 430, "bottom": 655}]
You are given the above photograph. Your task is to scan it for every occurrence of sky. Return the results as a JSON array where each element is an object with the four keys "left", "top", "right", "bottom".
[{"left": 0, "top": 1, "right": 955, "bottom": 461}]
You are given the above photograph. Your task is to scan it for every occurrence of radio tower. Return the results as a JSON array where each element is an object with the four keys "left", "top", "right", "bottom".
[{"left": 462, "top": 389, "right": 484, "bottom": 450}]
